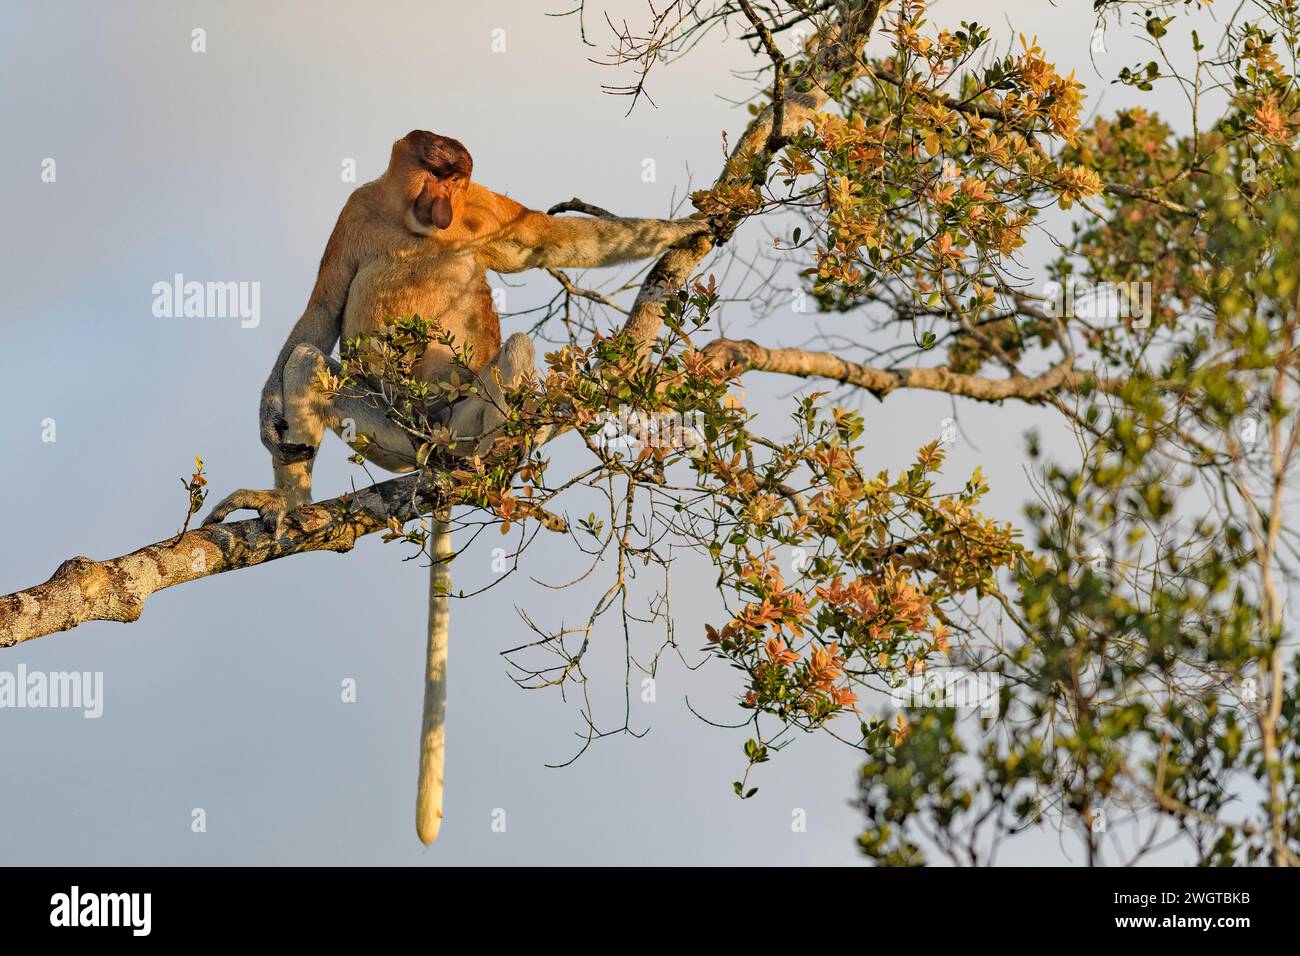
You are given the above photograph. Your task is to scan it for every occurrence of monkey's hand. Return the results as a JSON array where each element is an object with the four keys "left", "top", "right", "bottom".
[
  {"left": 703, "top": 212, "right": 736, "bottom": 247},
  {"left": 258, "top": 389, "right": 317, "bottom": 464},
  {"left": 202, "top": 488, "right": 303, "bottom": 534},
  {"left": 259, "top": 389, "right": 286, "bottom": 451}
]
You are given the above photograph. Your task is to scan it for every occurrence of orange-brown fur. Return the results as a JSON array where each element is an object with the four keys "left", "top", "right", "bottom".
[
  {"left": 205, "top": 130, "right": 709, "bottom": 847},
  {"left": 206, "top": 127, "right": 707, "bottom": 523}
]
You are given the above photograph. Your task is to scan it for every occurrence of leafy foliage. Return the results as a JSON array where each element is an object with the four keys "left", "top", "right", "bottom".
[{"left": 340, "top": 0, "right": 1300, "bottom": 865}]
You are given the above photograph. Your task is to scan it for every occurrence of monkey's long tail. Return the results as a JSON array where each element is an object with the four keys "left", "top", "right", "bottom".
[{"left": 416, "top": 517, "right": 451, "bottom": 846}]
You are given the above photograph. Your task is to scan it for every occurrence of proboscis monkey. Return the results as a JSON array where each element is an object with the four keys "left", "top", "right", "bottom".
[{"left": 205, "top": 130, "right": 709, "bottom": 844}]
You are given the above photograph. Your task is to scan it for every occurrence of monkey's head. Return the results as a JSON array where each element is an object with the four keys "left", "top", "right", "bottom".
[{"left": 389, "top": 130, "right": 473, "bottom": 235}]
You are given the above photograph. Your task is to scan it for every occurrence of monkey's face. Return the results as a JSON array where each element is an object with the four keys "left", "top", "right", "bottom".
[
  {"left": 406, "top": 171, "right": 467, "bottom": 233},
  {"left": 391, "top": 131, "right": 473, "bottom": 236}
]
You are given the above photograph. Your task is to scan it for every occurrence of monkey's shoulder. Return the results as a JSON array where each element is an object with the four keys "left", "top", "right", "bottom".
[{"left": 462, "top": 183, "right": 531, "bottom": 232}]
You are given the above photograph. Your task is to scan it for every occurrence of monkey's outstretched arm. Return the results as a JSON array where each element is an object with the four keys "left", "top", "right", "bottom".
[
  {"left": 484, "top": 207, "right": 709, "bottom": 273},
  {"left": 258, "top": 215, "right": 358, "bottom": 458}
]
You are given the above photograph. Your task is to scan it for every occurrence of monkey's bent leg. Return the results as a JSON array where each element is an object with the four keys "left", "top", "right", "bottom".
[
  {"left": 205, "top": 343, "right": 422, "bottom": 530},
  {"left": 446, "top": 332, "right": 536, "bottom": 457},
  {"left": 283, "top": 341, "right": 426, "bottom": 471}
]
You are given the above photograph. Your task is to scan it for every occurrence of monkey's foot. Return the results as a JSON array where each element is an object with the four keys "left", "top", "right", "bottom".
[{"left": 202, "top": 488, "right": 303, "bottom": 534}]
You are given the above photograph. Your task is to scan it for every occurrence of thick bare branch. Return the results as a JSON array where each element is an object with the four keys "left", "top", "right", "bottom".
[{"left": 0, "top": 472, "right": 448, "bottom": 646}]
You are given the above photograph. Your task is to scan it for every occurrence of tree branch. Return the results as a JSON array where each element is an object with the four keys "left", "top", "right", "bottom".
[
  {"left": 703, "top": 337, "right": 1086, "bottom": 401},
  {"left": 1, "top": 1, "right": 894, "bottom": 647},
  {"left": 1101, "top": 182, "right": 1198, "bottom": 218},
  {"left": 0, "top": 472, "right": 450, "bottom": 646},
  {"left": 737, "top": 0, "right": 787, "bottom": 157},
  {"left": 621, "top": 0, "right": 892, "bottom": 351}
]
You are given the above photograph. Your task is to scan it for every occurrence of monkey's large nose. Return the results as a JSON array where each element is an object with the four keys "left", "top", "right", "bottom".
[
  {"left": 414, "top": 184, "right": 453, "bottom": 230},
  {"left": 430, "top": 195, "right": 453, "bottom": 230}
]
